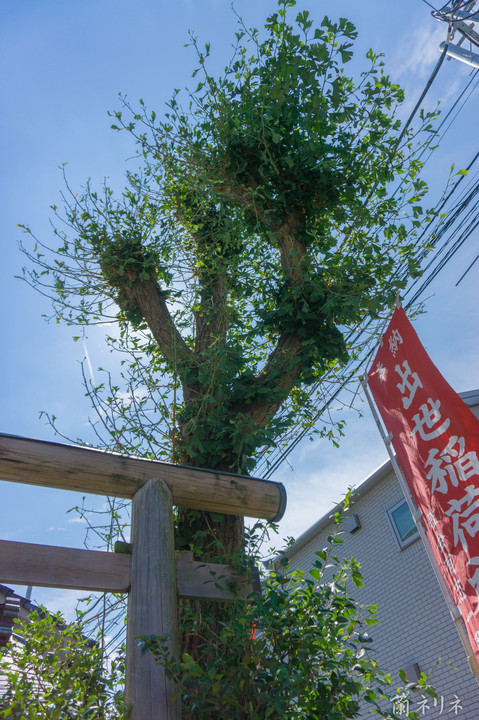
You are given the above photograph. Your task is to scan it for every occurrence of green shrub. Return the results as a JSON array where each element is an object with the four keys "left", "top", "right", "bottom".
[
  {"left": 142, "top": 518, "right": 435, "bottom": 720},
  {"left": 0, "top": 610, "right": 125, "bottom": 720}
]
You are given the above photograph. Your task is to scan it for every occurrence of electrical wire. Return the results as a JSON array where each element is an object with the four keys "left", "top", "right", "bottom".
[
  {"left": 253, "top": 8, "right": 479, "bottom": 480},
  {"left": 434, "top": 72, "right": 479, "bottom": 140},
  {"left": 258, "top": 176, "right": 479, "bottom": 477},
  {"left": 394, "top": 34, "right": 450, "bottom": 150},
  {"left": 336, "top": 24, "right": 453, "bottom": 249},
  {"left": 451, "top": 2, "right": 479, "bottom": 21},
  {"left": 456, "top": 250, "right": 479, "bottom": 283},
  {"left": 422, "top": 0, "right": 441, "bottom": 12},
  {"left": 257, "top": 151, "right": 479, "bottom": 480},
  {"left": 459, "top": 8, "right": 479, "bottom": 20},
  {"left": 415, "top": 70, "right": 479, "bottom": 169},
  {"left": 431, "top": 1, "right": 479, "bottom": 27}
]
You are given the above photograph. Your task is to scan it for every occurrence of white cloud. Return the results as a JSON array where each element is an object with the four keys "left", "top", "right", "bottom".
[
  {"left": 117, "top": 388, "right": 148, "bottom": 406},
  {"left": 391, "top": 22, "right": 447, "bottom": 81},
  {"left": 274, "top": 408, "right": 388, "bottom": 543},
  {"left": 27, "top": 587, "right": 85, "bottom": 623},
  {"left": 277, "top": 452, "right": 386, "bottom": 543},
  {"left": 82, "top": 339, "right": 96, "bottom": 385}
]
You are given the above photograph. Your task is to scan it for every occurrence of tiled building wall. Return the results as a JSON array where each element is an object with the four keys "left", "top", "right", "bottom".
[{"left": 287, "top": 470, "right": 479, "bottom": 719}]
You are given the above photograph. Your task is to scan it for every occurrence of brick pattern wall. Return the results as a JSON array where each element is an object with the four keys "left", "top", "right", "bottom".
[{"left": 288, "top": 471, "right": 479, "bottom": 720}]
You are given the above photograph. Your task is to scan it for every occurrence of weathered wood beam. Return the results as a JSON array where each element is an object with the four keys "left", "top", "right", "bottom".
[
  {"left": 176, "top": 552, "right": 258, "bottom": 601},
  {"left": 126, "top": 478, "right": 181, "bottom": 720},
  {"left": 0, "top": 541, "right": 256, "bottom": 600},
  {"left": 0, "top": 539, "right": 131, "bottom": 592},
  {"left": 0, "top": 433, "right": 286, "bottom": 520}
]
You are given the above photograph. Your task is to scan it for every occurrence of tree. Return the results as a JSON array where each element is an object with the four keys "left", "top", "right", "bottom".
[
  {"left": 20, "top": 0, "right": 437, "bottom": 681},
  {"left": 21, "top": 0, "right": 436, "bottom": 555},
  {"left": 0, "top": 609, "right": 126, "bottom": 719}
]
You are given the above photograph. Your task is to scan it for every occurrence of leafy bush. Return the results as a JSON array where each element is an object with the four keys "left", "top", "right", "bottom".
[
  {"left": 0, "top": 610, "right": 126, "bottom": 720},
  {"left": 141, "top": 518, "right": 435, "bottom": 720},
  {"left": 0, "top": 512, "right": 435, "bottom": 719}
]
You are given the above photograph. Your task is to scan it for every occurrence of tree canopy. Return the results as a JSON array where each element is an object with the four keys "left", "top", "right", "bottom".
[{"left": 21, "top": 1, "right": 437, "bottom": 553}]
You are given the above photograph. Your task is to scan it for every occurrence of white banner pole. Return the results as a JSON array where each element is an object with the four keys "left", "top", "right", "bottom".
[{"left": 360, "top": 374, "right": 479, "bottom": 682}]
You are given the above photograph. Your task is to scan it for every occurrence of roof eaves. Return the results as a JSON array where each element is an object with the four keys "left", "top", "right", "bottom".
[
  {"left": 283, "top": 458, "right": 392, "bottom": 561},
  {"left": 0, "top": 584, "right": 37, "bottom": 620}
]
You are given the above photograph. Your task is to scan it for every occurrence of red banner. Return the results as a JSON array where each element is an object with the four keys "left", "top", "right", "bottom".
[{"left": 367, "top": 307, "right": 479, "bottom": 660}]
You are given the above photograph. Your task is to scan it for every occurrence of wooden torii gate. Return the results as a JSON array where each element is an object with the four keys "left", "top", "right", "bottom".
[{"left": 0, "top": 433, "right": 286, "bottom": 719}]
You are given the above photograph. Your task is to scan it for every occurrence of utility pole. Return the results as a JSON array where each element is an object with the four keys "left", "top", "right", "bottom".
[{"left": 433, "top": 1, "right": 479, "bottom": 69}]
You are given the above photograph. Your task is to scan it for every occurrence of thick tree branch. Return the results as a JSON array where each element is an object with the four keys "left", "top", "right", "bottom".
[
  {"left": 275, "top": 212, "right": 309, "bottom": 282},
  {"left": 119, "top": 277, "right": 199, "bottom": 401},
  {"left": 235, "top": 216, "right": 310, "bottom": 427},
  {"left": 171, "top": 197, "right": 231, "bottom": 356},
  {"left": 246, "top": 333, "right": 304, "bottom": 427}
]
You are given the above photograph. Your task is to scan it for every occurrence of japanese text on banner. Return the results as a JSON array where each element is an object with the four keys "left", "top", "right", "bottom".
[{"left": 367, "top": 307, "right": 479, "bottom": 658}]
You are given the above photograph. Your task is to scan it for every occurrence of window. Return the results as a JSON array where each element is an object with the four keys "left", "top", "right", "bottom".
[{"left": 386, "top": 498, "right": 419, "bottom": 550}]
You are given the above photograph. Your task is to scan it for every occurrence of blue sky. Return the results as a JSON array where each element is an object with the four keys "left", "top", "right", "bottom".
[{"left": 1, "top": 0, "right": 479, "bottom": 617}]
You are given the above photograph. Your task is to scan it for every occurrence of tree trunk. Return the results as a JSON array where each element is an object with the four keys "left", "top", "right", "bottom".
[{"left": 173, "top": 449, "right": 247, "bottom": 691}]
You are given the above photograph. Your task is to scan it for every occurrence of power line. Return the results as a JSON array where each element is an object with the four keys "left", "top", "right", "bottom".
[
  {"left": 394, "top": 29, "right": 451, "bottom": 150},
  {"left": 258, "top": 178, "right": 479, "bottom": 477},
  {"left": 260, "top": 163, "right": 479, "bottom": 477},
  {"left": 254, "top": 6, "right": 479, "bottom": 479},
  {"left": 422, "top": 0, "right": 441, "bottom": 12},
  {"left": 456, "top": 249, "right": 479, "bottom": 284},
  {"left": 257, "top": 117, "right": 479, "bottom": 480}
]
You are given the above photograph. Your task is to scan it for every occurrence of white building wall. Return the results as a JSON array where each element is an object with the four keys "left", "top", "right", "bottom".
[{"left": 287, "top": 469, "right": 479, "bottom": 719}]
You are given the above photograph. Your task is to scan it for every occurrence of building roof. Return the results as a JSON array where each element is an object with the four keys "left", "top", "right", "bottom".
[{"left": 0, "top": 585, "right": 38, "bottom": 649}]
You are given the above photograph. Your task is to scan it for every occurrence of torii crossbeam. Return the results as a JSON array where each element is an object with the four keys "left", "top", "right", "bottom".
[{"left": 0, "top": 433, "right": 286, "bottom": 720}]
